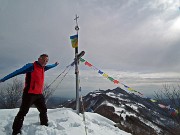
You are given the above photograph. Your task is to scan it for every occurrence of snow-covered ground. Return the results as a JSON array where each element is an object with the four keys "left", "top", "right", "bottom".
[{"left": 0, "top": 108, "right": 131, "bottom": 135}]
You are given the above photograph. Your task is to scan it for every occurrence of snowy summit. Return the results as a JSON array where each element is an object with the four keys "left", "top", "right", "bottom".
[{"left": 0, "top": 108, "right": 131, "bottom": 135}]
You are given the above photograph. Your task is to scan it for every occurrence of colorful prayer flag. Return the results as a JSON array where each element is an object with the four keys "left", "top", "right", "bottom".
[
  {"left": 158, "top": 104, "right": 166, "bottom": 109},
  {"left": 98, "top": 70, "right": 103, "bottom": 75},
  {"left": 108, "top": 77, "right": 114, "bottom": 82},
  {"left": 85, "top": 61, "right": 92, "bottom": 67},
  {"left": 113, "top": 80, "right": 119, "bottom": 84},
  {"left": 150, "top": 99, "right": 157, "bottom": 102},
  {"left": 176, "top": 109, "right": 179, "bottom": 114},
  {"left": 138, "top": 92, "right": 143, "bottom": 95},
  {"left": 70, "top": 34, "right": 78, "bottom": 48},
  {"left": 128, "top": 87, "right": 134, "bottom": 91},
  {"left": 80, "top": 58, "right": 85, "bottom": 63},
  {"left": 103, "top": 73, "right": 108, "bottom": 78},
  {"left": 123, "top": 84, "right": 129, "bottom": 88},
  {"left": 78, "top": 58, "right": 180, "bottom": 117}
]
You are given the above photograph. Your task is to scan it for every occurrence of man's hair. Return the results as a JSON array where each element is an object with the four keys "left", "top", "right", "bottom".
[{"left": 39, "top": 54, "right": 48, "bottom": 58}]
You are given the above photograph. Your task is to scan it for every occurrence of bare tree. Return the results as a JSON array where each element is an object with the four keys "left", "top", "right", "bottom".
[
  {"left": 154, "top": 84, "right": 180, "bottom": 124},
  {"left": 0, "top": 79, "right": 57, "bottom": 108},
  {"left": 0, "top": 78, "right": 23, "bottom": 109}
]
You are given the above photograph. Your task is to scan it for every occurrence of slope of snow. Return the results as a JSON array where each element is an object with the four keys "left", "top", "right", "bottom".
[{"left": 0, "top": 108, "right": 131, "bottom": 135}]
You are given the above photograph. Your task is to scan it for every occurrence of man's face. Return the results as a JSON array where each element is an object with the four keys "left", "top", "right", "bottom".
[{"left": 38, "top": 56, "right": 49, "bottom": 67}]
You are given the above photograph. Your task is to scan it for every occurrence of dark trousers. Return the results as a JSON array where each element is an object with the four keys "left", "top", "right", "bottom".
[{"left": 12, "top": 93, "right": 48, "bottom": 132}]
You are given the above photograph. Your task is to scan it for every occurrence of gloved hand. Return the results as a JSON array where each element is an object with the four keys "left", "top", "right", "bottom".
[{"left": 55, "top": 62, "right": 59, "bottom": 66}]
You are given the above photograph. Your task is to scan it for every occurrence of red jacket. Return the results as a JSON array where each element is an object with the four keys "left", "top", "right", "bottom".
[
  {"left": 23, "top": 61, "right": 57, "bottom": 94},
  {"left": 0, "top": 61, "right": 57, "bottom": 93},
  {"left": 26, "top": 62, "right": 45, "bottom": 94}
]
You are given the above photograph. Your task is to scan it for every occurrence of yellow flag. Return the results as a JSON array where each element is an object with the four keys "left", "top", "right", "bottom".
[{"left": 70, "top": 34, "right": 78, "bottom": 48}]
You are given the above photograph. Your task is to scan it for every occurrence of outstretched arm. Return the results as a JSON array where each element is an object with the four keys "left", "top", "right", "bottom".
[
  {"left": 0, "top": 63, "right": 33, "bottom": 82},
  {"left": 44, "top": 62, "right": 59, "bottom": 71}
]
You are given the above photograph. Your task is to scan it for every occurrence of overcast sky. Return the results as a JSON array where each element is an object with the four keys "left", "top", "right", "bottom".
[{"left": 0, "top": 0, "right": 180, "bottom": 98}]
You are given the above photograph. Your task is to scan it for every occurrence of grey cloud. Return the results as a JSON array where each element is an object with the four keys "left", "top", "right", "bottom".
[{"left": 0, "top": 0, "right": 180, "bottom": 97}]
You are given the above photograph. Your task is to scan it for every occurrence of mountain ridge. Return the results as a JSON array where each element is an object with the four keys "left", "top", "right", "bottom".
[{"left": 63, "top": 87, "right": 179, "bottom": 135}]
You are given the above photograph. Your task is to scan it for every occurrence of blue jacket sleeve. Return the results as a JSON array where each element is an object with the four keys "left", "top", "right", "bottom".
[
  {"left": 44, "top": 63, "right": 58, "bottom": 71},
  {"left": 0, "top": 63, "right": 33, "bottom": 82}
]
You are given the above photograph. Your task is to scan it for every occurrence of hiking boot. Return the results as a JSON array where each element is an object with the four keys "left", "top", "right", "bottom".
[
  {"left": 41, "top": 122, "right": 48, "bottom": 126},
  {"left": 39, "top": 113, "right": 48, "bottom": 126},
  {"left": 12, "top": 130, "right": 21, "bottom": 135},
  {"left": 12, "top": 116, "right": 24, "bottom": 134}
]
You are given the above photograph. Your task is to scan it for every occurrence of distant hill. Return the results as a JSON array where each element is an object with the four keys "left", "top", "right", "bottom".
[
  {"left": 63, "top": 87, "right": 180, "bottom": 135},
  {"left": 46, "top": 96, "right": 71, "bottom": 108}
]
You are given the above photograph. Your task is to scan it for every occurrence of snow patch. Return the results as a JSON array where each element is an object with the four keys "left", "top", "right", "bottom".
[{"left": 0, "top": 108, "right": 131, "bottom": 135}]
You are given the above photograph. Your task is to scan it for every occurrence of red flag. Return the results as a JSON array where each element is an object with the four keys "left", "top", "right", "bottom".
[
  {"left": 113, "top": 80, "right": 119, "bottom": 84},
  {"left": 85, "top": 61, "right": 92, "bottom": 67}
]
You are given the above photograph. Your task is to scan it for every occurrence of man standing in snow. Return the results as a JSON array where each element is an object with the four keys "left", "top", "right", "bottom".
[{"left": 0, "top": 54, "right": 59, "bottom": 135}]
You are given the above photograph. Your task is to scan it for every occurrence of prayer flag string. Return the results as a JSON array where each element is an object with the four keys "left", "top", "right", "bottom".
[{"left": 79, "top": 58, "right": 179, "bottom": 116}]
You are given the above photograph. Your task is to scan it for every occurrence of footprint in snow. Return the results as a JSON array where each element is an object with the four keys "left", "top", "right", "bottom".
[
  {"left": 69, "top": 122, "right": 81, "bottom": 127},
  {"left": 57, "top": 123, "right": 65, "bottom": 130},
  {"left": 56, "top": 118, "right": 68, "bottom": 123}
]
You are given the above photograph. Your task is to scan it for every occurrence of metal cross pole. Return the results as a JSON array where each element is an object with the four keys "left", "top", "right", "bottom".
[{"left": 74, "top": 14, "right": 80, "bottom": 114}]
